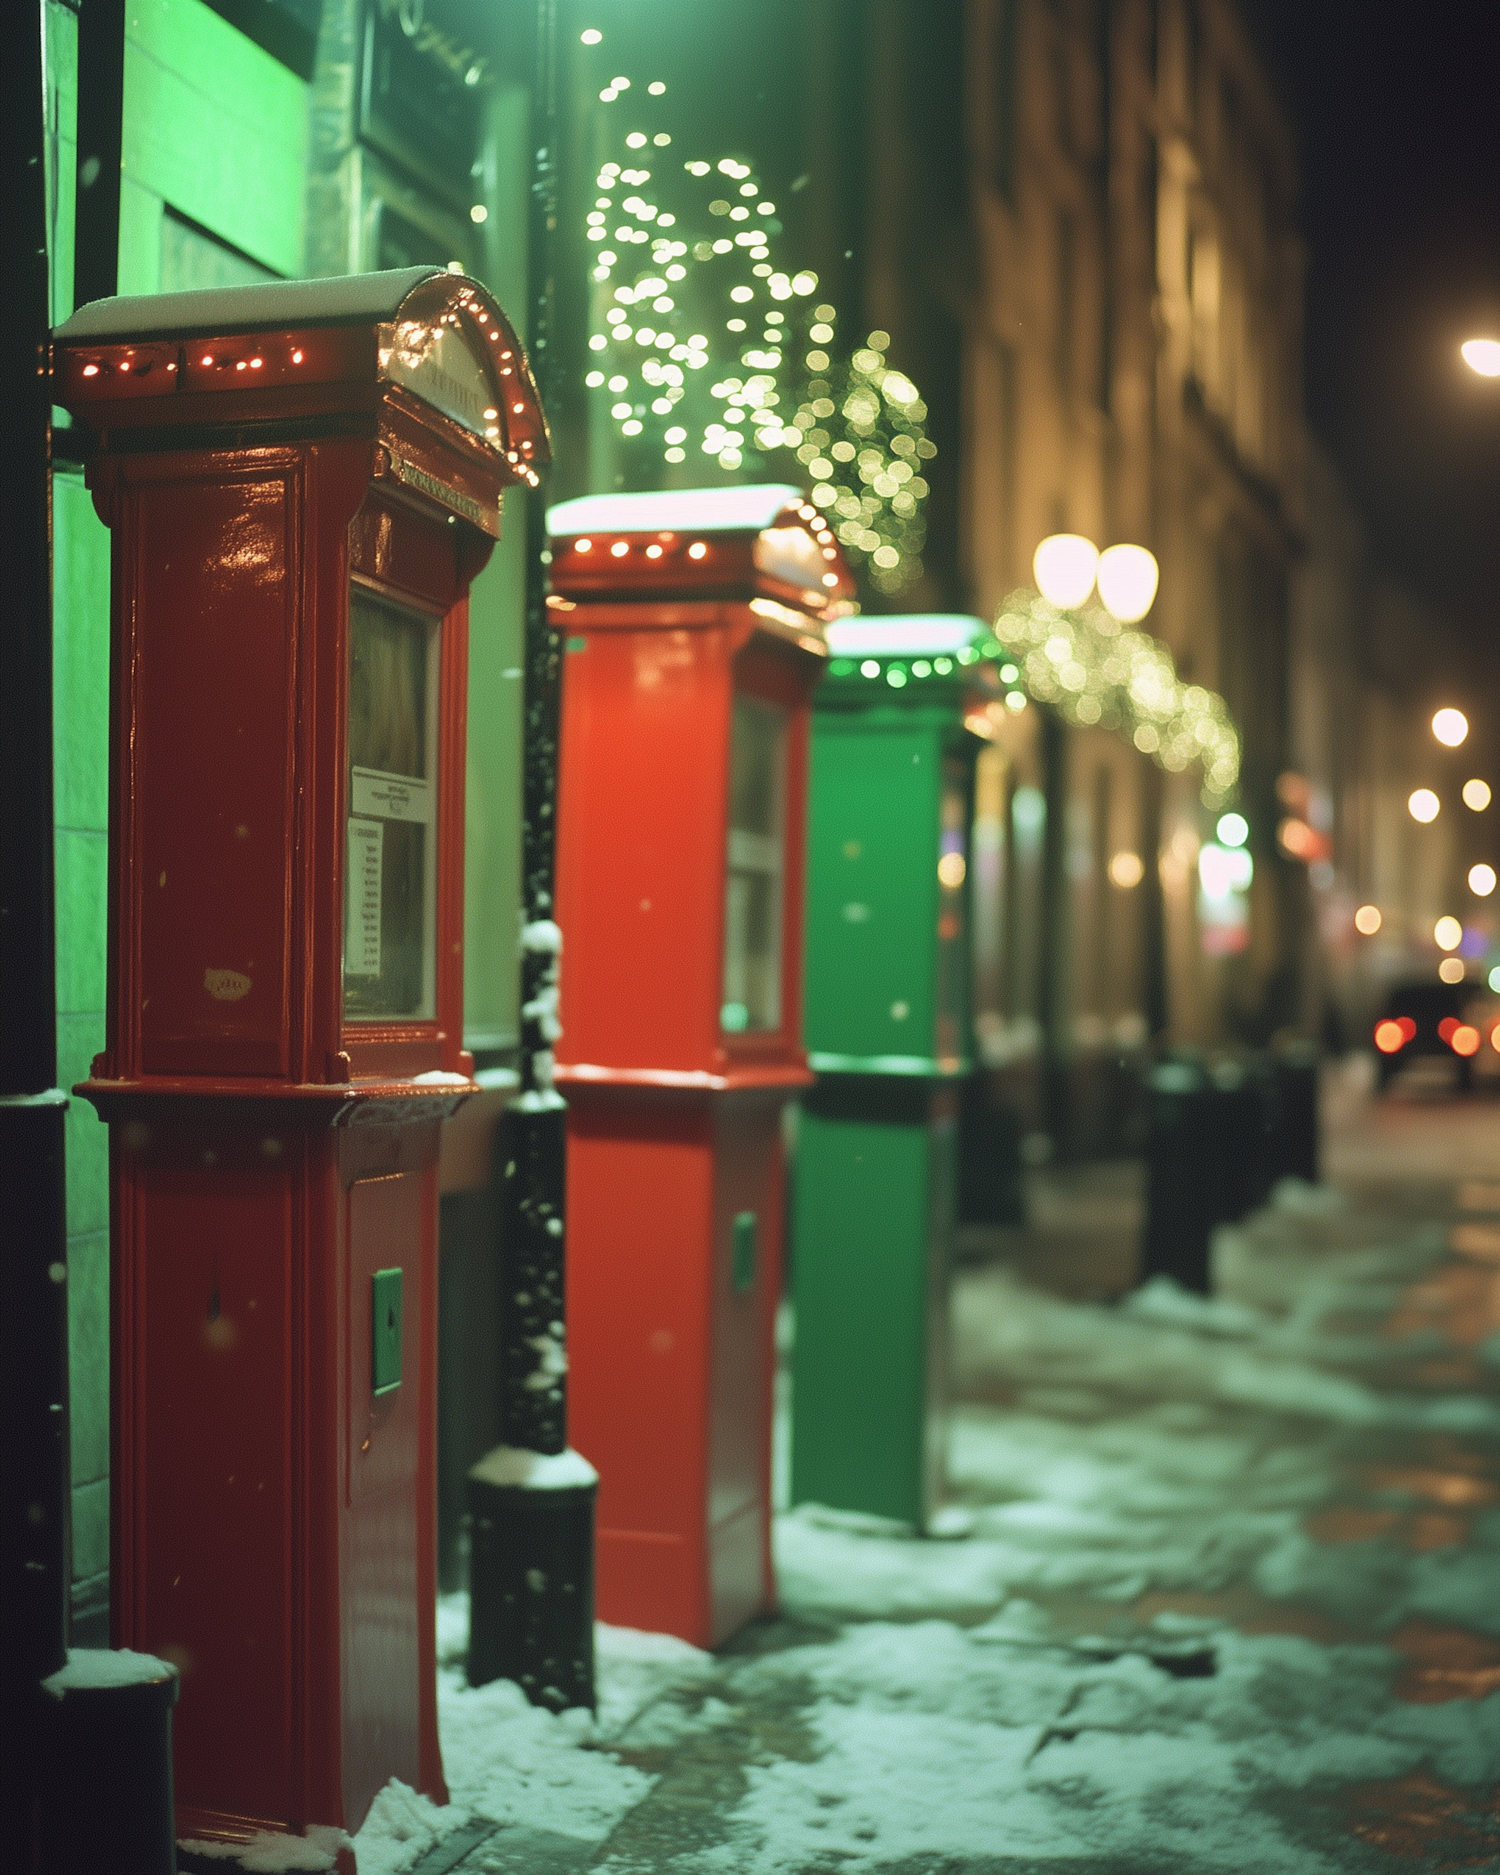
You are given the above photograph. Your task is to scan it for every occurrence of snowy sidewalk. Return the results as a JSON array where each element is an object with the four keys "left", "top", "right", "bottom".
[{"left": 362, "top": 1091, "right": 1499, "bottom": 1874}]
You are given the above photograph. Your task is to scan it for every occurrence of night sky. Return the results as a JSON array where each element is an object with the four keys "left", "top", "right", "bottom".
[{"left": 1247, "top": 2, "right": 1500, "bottom": 650}]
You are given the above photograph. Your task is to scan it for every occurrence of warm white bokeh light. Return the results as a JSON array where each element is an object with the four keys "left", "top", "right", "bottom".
[
  {"left": 1469, "top": 864, "right": 1497, "bottom": 897},
  {"left": 1353, "top": 903, "right": 1382, "bottom": 935},
  {"left": 1108, "top": 850, "right": 1145, "bottom": 889},
  {"left": 1032, "top": 533, "right": 1100, "bottom": 609},
  {"left": 1463, "top": 778, "right": 1492, "bottom": 811},
  {"left": 1439, "top": 957, "right": 1467, "bottom": 984},
  {"left": 1408, "top": 789, "right": 1441, "bottom": 823},
  {"left": 937, "top": 851, "right": 967, "bottom": 888},
  {"left": 1096, "top": 544, "right": 1160, "bottom": 623},
  {"left": 1461, "top": 338, "right": 1500, "bottom": 377},
  {"left": 1434, "top": 915, "right": 1464, "bottom": 951},
  {"left": 1433, "top": 708, "right": 1469, "bottom": 747}
]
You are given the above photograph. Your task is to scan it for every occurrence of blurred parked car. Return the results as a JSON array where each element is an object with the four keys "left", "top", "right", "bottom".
[{"left": 1373, "top": 981, "right": 1486, "bottom": 1091}]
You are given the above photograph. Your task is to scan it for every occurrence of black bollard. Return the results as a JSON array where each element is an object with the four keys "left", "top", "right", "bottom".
[
  {"left": 40, "top": 1651, "right": 178, "bottom": 1875},
  {"left": 1207, "top": 1058, "right": 1266, "bottom": 1224},
  {"left": 1270, "top": 1041, "right": 1320, "bottom": 1185},
  {"left": 467, "top": 1447, "right": 596, "bottom": 1711},
  {"left": 1140, "top": 1061, "right": 1217, "bottom": 1292},
  {"left": 956, "top": 1074, "right": 1026, "bottom": 1227}
]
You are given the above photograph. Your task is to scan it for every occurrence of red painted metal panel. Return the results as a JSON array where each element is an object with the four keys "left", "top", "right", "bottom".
[
  {"left": 134, "top": 472, "right": 298, "bottom": 1077},
  {"left": 557, "top": 626, "right": 730, "bottom": 1073},
  {"left": 131, "top": 1146, "right": 300, "bottom": 1820}
]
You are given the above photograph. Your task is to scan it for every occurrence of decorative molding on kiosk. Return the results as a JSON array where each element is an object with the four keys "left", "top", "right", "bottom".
[{"left": 54, "top": 269, "right": 546, "bottom": 1863}]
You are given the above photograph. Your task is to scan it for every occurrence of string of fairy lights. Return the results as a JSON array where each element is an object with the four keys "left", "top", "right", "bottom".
[
  {"left": 578, "top": 53, "right": 935, "bottom": 593},
  {"left": 992, "top": 591, "right": 1241, "bottom": 805}
]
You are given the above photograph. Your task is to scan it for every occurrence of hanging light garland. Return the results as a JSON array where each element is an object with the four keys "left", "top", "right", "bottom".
[
  {"left": 579, "top": 64, "right": 934, "bottom": 592},
  {"left": 993, "top": 590, "right": 1242, "bottom": 805}
]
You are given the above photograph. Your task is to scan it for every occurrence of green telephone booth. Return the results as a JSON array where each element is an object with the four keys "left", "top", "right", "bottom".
[{"left": 791, "top": 615, "right": 999, "bottom": 1528}]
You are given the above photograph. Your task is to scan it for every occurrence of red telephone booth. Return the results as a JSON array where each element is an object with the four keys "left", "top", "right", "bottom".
[
  {"left": 53, "top": 269, "right": 545, "bottom": 1858},
  {"left": 548, "top": 486, "right": 851, "bottom": 1646}
]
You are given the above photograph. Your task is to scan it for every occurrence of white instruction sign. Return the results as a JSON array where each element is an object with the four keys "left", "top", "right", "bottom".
[
  {"left": 346, "top": 817, "right": 383, "bottom": 977},
  {"left": 352, "top": 766, "right": 433, "bottom": 824}
]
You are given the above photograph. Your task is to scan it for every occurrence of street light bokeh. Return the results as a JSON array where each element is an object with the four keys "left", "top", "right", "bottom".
[
  {"left": 1469, "top": 864, "right": 1497, "bottom": 897},
  {"left": 1461, "top": 337, "right": 1500, "bottom": 377},
  {"left": 1409, "top": 788, "right": 1441, "bottom": 823},
  {"left": 1354, "top": 903, "right": 1382, "bottom": 935},
  {"left": 1096, "top": 544, "right": 1160, "bottom": 623},
  {"left": 1432, "top": 707, "right": 1469, "bottom": 747},
  {"left": 1463, "top": 778, "right": 1491, "bottom": 811},
  {"left": 1033, "top": 534, "right": 1100, "bottom": 609}
]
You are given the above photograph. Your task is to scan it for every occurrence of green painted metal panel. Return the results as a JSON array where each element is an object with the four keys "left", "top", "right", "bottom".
[
  {"left": 805, "top": 720, "right": 944, "bottom": 1065},
  {"left": 790, "top": 1087, "right": 951, "bottom": 1527},
  {"left": 372, "top": 1268, "right": 404, "bottom": 1396}
]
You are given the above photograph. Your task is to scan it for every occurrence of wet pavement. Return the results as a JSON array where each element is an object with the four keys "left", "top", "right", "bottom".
[{"left": 387, "top": 1067, "right": 1500, "bottom": 1875}]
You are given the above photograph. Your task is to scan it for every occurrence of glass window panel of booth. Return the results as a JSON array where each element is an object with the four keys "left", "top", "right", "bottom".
[
  {"left": 721, "top": 695, "right": 789, "bottom": 1035},
  {"left": 934, "top": 759, "right": 971, "bottom": 1065},
  {"left": 344, "top": 586, "right": 441, "bottom": 1023}
]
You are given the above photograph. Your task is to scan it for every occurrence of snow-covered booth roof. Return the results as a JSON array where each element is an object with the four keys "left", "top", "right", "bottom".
[
  {"left": 54, "top": 267, "right": 548, "bottom": 526},
  {"left": 547, "top": 483, "right": 856, "bottom": 615}
]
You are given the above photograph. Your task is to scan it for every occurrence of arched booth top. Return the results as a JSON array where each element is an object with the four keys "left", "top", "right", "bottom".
[
  {"left": 547, "top": 482, "right": 857, "bottom": 615},
  {"left": 54, "top": 267, "right": 548, "bottom": 532}
]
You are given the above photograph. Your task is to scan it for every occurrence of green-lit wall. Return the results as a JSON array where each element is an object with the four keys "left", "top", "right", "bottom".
[{"left": 46, "top": 0, "right": 310, "bottom": 1639}]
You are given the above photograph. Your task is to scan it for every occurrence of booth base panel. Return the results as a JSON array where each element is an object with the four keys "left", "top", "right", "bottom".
[
  {"left": 790, "top": 1080, "right": 955, "bottom": 1530},
  {"left": 565, "top": 1087, "right": 784, "bottom": 1649},
  {"left": 110, "top": 1119, "right": 444, "bottom": 1844}
]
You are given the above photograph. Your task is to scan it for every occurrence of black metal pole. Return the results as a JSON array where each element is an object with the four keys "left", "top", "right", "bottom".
[
  {"left": 467, "top": 0, "right": 598, "bottom": 1713},
  {"left": 73, "top": 0, "right": 126, "bottom": 309},
  {"left": 9, "top": 11, "right": 181, "bottom": 1871},
  {"left": 0, "top": 9, "right": 72, "bottom": 1865}
]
